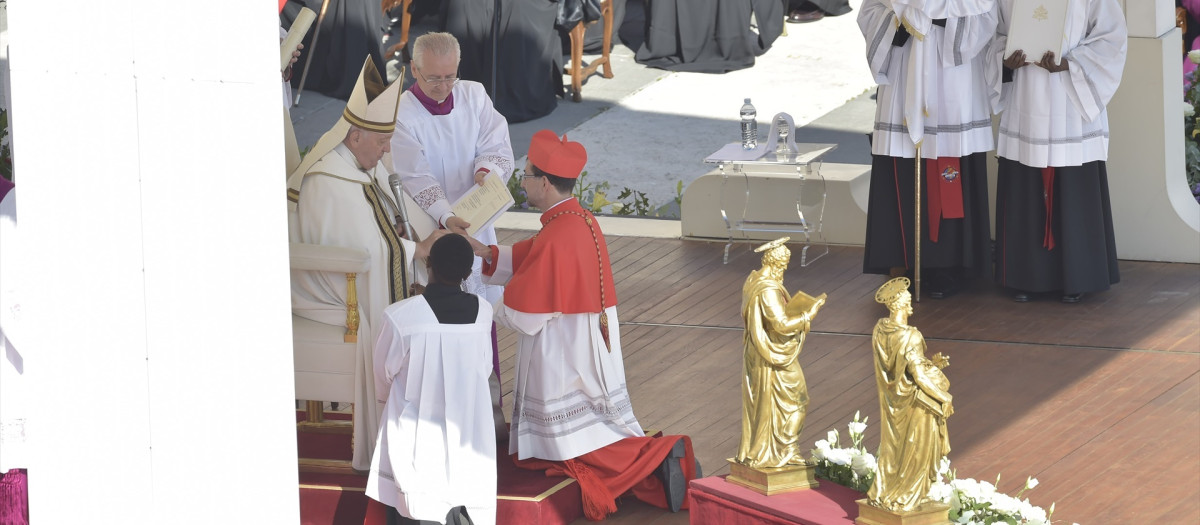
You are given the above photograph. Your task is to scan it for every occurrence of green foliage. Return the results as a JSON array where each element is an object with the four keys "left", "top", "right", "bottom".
[
  {"left": 507, "top": 168, "right": 684, "bottom": 218},
  {"left": 810, "top": 412, "right": 875, "bottom": 493},
  {"left": 1184, "top": 70, "right": 1200, "bottom": 199}
]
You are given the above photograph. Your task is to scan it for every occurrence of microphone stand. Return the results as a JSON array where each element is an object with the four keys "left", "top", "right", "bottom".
[{"left": 388, "top": 173, "right": 419, "bottom": 242}]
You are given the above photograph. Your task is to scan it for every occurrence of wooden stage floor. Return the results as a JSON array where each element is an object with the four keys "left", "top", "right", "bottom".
[{"left": 493, "top": 230, "right": 1200, "bottom": 525}]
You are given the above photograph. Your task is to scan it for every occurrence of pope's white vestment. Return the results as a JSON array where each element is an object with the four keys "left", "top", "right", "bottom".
[
  {"left": 365, "top": 295, "right": 496, "bottom": 525},
  {"left": 391, "top": 80, "right": 514, "bottom": 304},
  {"left": 291, "top": 144, "right": 417, "bottom": 471}
]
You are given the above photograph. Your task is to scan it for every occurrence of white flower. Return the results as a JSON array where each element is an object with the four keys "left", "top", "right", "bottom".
[
  {"left": 825, "top": 447, "right": 853, "bottom": 466},
  {"left": 827, "top": 428, "right": 840, "bottom": 446},
  {"left": 928, "top": 481, "right": 953, "bottom": 503},
  {"left": 1186, "top": 102, "right": 1195, "bottom": 117},
  {"left": 811, "top": 439, "right": 830, "bottom": 462},
  {"left": 1189, "top": 49, "right": 1200, "bottom": 64},
  {"left": 1019, "top": 499, "right": 1048, "bottom": 522},
  {"left": 989, "top": 493, "right": 1022, "bottom": 516},
  {"left": 847, "top": 420, "right": 867, "bottom": 436},
  {"left": 1025, "top": 476, "right": 1039, "bottom": 490},
  {"left": 850, "top": 450, "right": 877, "bottom": 477}
]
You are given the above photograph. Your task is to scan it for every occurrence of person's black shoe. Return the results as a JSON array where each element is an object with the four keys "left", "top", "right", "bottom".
[
  {"left": 1013, "top": 292, "right": 1032, "bottom": 303},
  {"left": 787, "top": 9, "right": 825, "bottom": 23},
  {"left": 1061, "top": 293, "right": 1083, "bottom": 304},
  {"left": 927, "top": 271, "right": 959, "bottom": 300},
  {"left": 657, "top": 439, "right": 687, "bottom": 512}
]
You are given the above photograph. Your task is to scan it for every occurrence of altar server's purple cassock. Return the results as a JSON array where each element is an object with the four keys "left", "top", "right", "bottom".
[
  {"left": 987, "top": 0, "right": 1126, "bottom": 303},
  {"left": 858, "top": 0, "right": 998, "bottom": 298}
]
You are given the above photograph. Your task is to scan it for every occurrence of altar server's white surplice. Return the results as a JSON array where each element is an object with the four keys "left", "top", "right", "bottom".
[
  {"left": 859, "top": 0, "right": 998, "bottom": 158},
  {"left": 365, "top": 295, "right": 497, "bottom": 525}
]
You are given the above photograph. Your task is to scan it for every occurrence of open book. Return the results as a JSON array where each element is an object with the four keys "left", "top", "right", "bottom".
[
  {"left": 451, "top": 172, "right": 515, "bottom": 237},
  {"left": 786, "top": 290, "right": 827, "bottom": 320},
  {"left": 1004, "top": 0, "right": 1069, "bottom": 61}
]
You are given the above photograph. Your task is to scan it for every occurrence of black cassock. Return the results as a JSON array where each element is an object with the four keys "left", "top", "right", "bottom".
[
  {"left": 442, "top": 0, "right": 563, "bottom": 123},
  {"left": 861, "top": 152, "right": 993, "bottom": 279},
  {"left": 788, "top": 0, "right": 852, "bottom": 16},
  {"left": 282, "top": 0, "right": 388, "bottom": 100},
  {"left": 635, "top": 0, "right": 784, "bottom": 73},
  {"left": 993, "top": 159, "right": 1120, "bottom": 295}
]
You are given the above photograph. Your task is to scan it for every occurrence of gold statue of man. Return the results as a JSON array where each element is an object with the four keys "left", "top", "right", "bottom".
[
  {"left": 736, "top": 238, "right": 826, "bottom": 469},
  {"left": 868, "top": 277, "right": 953, "bottom": 512}
]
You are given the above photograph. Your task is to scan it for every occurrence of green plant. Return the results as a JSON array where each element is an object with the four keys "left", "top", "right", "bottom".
[
  {"left": 507, "top": 168, "right": 530, "bottom": 210},
  {"left": 810, "top": 411, "right": 875, "bottom": 493},
  {"left": 507, "top": 168, "right": 685, "bottom": 218},
  {"left": 928, "top": 460, "right": 1059, "bottom": 525},
  {"left": 1184, "top": 53, "right": 1200, "bottom": 202}
]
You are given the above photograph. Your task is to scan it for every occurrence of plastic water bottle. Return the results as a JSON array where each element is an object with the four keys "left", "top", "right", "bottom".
[{"left": 740, "top": 98, "right": 757, "bottom": 150}]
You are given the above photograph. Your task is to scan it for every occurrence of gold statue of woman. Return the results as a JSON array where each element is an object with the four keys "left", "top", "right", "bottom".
[
  {"left": 867, "top": 277, "right": 952, "bottom": 512},
  {"left": 736, "top": 238, "right": 826, "bottom": 469}
]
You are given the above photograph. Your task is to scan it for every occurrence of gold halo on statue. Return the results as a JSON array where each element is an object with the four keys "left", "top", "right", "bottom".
[
  {"left": 875, "top": 277, "right": 911, "bottom": 305},
  {"left": 754, "top": 237, "right": 791, "bottom": 253}
]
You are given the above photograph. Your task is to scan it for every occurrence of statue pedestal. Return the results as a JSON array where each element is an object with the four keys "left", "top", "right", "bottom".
[
  {"left": 725, "top": 458, "right": 819, "bottom": 496},
  {"left": 854, "top": 500, "right": 951, "bottom": 525}
]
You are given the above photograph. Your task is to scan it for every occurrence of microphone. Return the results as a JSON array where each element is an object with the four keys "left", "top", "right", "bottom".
[{"left": 388, "top": 173, "right": 418, "bottom": 242}]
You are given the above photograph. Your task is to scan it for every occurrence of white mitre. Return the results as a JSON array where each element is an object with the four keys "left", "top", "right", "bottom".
[{"left": 287, "top": 57, "right": 405, "bottom": 210}]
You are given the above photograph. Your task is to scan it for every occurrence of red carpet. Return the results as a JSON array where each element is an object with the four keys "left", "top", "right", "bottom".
[
  {"left": 296, "top": 410, "right": 582, "bottom": 525},
  {"left": 688, "top": 475, "right": 863, "bottom": 525}
]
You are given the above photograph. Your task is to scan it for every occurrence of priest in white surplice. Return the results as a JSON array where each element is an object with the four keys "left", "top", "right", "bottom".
[
  {"left": 858, "top": 0, "right": 998, "bottom": 298},
  {"left": 988, "top": 0, "right": 1126, "bottom": 303},
  {"left": 392, "top": 32, "right": 514, "bottom": 428},
  {"left": 365, "top": 234, "right": 496, "bottom": 525},
  {"left": 287, "top": 57, "right": 445, "bottom": 471}
]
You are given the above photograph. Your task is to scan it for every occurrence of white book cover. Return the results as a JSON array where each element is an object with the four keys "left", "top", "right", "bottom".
[{"left": 1004, "top": 0, "right": 1070, "bottom": 61}]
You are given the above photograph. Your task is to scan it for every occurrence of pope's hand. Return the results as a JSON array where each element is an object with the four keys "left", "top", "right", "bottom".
[
  {"left": 445, "top": 215, "right": 471, "bottom": 236},
  {"left": 415, "top": 229, "right": 449, "bottom": 259},
  {"left": 474, "top": 169, "right": 488, "bottom": 186}
]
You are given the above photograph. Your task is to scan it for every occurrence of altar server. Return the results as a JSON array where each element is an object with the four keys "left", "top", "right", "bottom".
[
  {"left": 989, "top": 0, "right": 1127, "bottom": 303},
  {"left": 858, "top": 0, "right": 999, "bottom": 298},
  {"left": 365, "top": 234, "right": 497, "bottom": 525}
]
